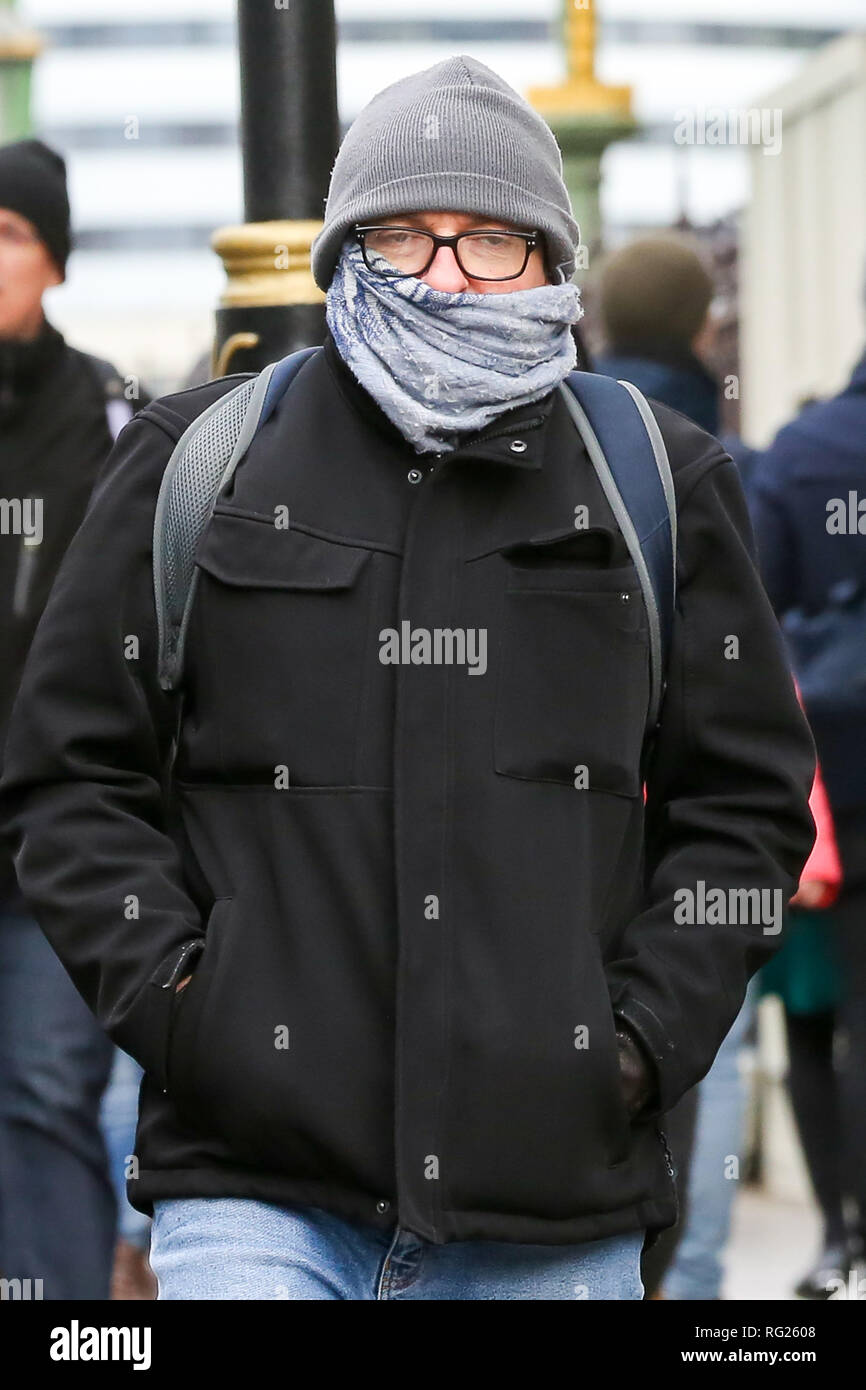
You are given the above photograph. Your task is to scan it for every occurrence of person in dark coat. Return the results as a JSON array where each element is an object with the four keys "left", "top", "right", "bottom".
[
  {"left": 594, "top": 233, "right": 720, "bottom": 437},
  {"left": 594, "top": 232, "right": 720, "bottom": 1297},
  {"left": 0, "top": 137, "right": 146, "bottom": 1299},
  {"left": 749, "top": 347, "right": 866, "bottom": 1292},
  {"left": 0, "top": 60, "right": 816, "bottom": 1300}
]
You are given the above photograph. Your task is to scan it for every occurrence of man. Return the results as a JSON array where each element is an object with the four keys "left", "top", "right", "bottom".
[
  {"left": 1, "top": 59, "right": 815, "bottom": 1301},
  {"left": 594, "top": 234, "right": 720, "bottom": 436},
  {"left": 593, "top": 233, "right": 721, "bottom": 1298},
  {"left": 0, "top": 137, "right": 145, "bottom": 1298},
  {"left": 750, "top": 341, "right": 866, "bottom": 1295}
]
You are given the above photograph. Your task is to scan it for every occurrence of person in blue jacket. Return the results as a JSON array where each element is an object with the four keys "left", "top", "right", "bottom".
[
  {"left": 748, "top": 345, "right": 866, "bottom": 1292},
  {"left": 593, "top": 233, "right": 719, "bottom": 437}
]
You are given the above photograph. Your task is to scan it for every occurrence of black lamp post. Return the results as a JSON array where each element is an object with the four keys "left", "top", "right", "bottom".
[{"left": 211, "top": 0, "right": 339, "bottom": 376}]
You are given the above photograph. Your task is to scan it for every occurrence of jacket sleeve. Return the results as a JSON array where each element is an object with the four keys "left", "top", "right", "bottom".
[
  {"left": 0, "top": 413, "right": 206, "bottom": 1091},
  {"left": 608, "top": 431, "right": 817, "bottom": 1117}
]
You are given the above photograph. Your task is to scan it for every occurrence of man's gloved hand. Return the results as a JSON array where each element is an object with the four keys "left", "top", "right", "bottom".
[{"left": 615, "top": 1022, "right": 658, "bottom": 1119}]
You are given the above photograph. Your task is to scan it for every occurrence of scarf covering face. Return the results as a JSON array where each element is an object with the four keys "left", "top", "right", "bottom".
[{"left": 325, "top": 237, "right": 583, "bottom": 454}]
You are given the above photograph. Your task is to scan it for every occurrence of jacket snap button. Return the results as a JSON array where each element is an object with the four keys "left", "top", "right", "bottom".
[
  {"left": 376, "top": 1199, "right": 390, "bottom": 1214},
  {"left": 509, "top": 439, "right": 527, "bottom": 454},
  {"left": 407, "top": 468, "right": 423, "bottom": 484}
]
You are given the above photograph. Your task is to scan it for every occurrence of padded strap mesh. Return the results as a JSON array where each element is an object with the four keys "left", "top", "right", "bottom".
[{"left": 153, "top": 377, "right": 258, "bottom": 690}]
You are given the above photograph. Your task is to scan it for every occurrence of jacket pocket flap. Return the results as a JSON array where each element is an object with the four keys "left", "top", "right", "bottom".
[
  {"left": 505, "top": 560, "right": 641, "bottom": 595},
  {"left": 195, "top": 511, "right": 371, "bottom": 590},
  {"left": 468, "top": 521, "right": 621, "bottom": 569},
  {"left": 501, "top": 527, "right": 639, "bottom": 594}
]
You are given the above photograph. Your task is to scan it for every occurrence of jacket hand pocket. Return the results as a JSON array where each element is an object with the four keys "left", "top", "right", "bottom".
[
  {"left": 163, "top": 897, "right": 232, "bottom": 1103},
  {"left": 494, "top": 553, "right": 650, "bottom": 797},
  {"left": 583, "top": 931, "right": 634, "bottom": 1166}
]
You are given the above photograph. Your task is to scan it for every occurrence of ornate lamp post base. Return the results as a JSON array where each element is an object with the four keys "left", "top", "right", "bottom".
[{"left": 210, "top": 220, "right": 325, "bottom": 377}]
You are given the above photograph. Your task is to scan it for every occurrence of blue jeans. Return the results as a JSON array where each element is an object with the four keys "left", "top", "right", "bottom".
[
  {"left": 0, "top": 912, "right": 117, "bottom": 1298},
  {"left": 150, "top": 1197, "right": 645, "bottom": 1300},
  {"left": 99, "top": 1047, "right": 151, "bottom": 1250},
  {"left": 663, "top": 980, "right": 758, "bottom": 1300}
]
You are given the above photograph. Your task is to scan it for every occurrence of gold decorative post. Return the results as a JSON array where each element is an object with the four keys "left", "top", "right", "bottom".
[
  {"left": 0, "top": 1, "right": 43, "bottom": 140},
  {"left": 209, "top": 220, "right": 324, "bottom": 376},
  {"left": 527, "top": 0, "right": 635, "bottom": 259}
]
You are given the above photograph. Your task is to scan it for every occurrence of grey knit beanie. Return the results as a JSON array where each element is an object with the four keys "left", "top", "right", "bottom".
[{"left": 310, "top": 55, "right": 580, "bottom": 291}]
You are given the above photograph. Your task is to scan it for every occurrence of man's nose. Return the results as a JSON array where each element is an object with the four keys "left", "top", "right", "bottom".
[{"left": 421, "top": 245, "right": 471, "bottom": 292}]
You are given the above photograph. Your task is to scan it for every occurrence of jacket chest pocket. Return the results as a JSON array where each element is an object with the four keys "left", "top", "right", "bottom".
[
  {"left": 192, "top": 510, "right": 376, "bottom": 786},
  {"left": 493, "top": 554, "right": 651, "bottom": 798}
]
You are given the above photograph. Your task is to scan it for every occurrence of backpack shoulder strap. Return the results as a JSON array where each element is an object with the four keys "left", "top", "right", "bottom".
[
  {"left": 559, "top": 372, "right": 677, "bottom": 737},
  {"left": 153, "top": 345, "right": 319, "bottom": 692}
]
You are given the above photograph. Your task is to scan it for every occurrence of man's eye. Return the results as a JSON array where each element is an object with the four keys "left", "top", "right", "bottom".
[{"left": 475, "top": 235, "right": 511, "bottom": 249}]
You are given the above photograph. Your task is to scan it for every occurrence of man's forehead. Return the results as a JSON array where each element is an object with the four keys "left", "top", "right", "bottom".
[
  {"left": 0, "top": 206, "right": 33, "bottom": 228},
  {"left": 380, "top": 210, "right": 520, "bottom": 229}
]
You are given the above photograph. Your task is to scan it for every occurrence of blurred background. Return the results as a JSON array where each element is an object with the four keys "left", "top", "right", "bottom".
[{"left": 2, "top": 0, "right": 864, "bottom": 429}]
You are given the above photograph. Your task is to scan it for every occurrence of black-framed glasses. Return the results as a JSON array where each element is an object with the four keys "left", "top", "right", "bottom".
[{"left": 354, "top": 225, "right": 540, "bottom": 282}]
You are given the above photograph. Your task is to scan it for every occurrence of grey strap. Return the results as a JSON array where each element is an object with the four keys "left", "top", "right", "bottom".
[{"left": 153, "top": 363, "right": 278, "bottom": 691}]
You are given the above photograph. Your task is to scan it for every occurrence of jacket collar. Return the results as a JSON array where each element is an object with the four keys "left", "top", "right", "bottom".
[
  {"left": 322, "top": 328, "right": 554, "bottom": 470},
  {"left": 0, "top": 313, "right": 66, "bottom": 426}
]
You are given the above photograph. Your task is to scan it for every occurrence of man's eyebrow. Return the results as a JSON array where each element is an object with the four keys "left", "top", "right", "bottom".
[{"left": 384, "top": 212, "right": 517, "bottom": 229}]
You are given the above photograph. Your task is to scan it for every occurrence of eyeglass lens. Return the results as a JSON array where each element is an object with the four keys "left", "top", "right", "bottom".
[{"left": 362, "top": 228, "right": 530, "bottom": 279}]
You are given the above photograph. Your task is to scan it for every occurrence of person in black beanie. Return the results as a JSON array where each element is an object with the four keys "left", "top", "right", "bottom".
[{"left": 0, "top": 136, "right": 151, "bottom": 1299}]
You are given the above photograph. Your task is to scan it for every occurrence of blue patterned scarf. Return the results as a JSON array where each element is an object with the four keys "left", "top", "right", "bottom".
[{"left": 325, "top": 237, "right": 583, "bottom": 454}]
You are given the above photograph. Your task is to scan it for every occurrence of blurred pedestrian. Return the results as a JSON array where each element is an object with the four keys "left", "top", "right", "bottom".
[
  {"left": 594, "top": 232, "right": 719, "bottom": 1297},
  {"left": 593, "top": 233, "right": 719, "bottom": 434},
  {"left": 759, "top": 732, "right": 844, "bottom": 1298},
  {"left": 750, "top": 335, "right": 866, "bottom": 1292},
  {"left": 0, "top": 60, "right": 815, "bottom": 1301},
  {"left": 665, "top": 735, "right": 841, "bottom": 1299},
  {"left": 0, "top": 137, "right": 146, "bottom": 1298}
]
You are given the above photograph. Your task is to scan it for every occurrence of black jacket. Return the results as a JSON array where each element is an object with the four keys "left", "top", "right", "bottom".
[
  {"left": 0, "top": 329, "right": 816, "bottom": 1246},
  {"left": 0, "top": 315, "right": 144, "bottom": 907}
]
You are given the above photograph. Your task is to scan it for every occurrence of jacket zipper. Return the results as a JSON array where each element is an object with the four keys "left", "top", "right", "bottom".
[
  {"left": 656, "top": 1122, "right": 677, "bottom": 1191},
  {"left": 160, "top": 938, "right": 205, "bottom": 991},
  {"left": 393, "top": 451, "right": 443, "bottom": 1239}
]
